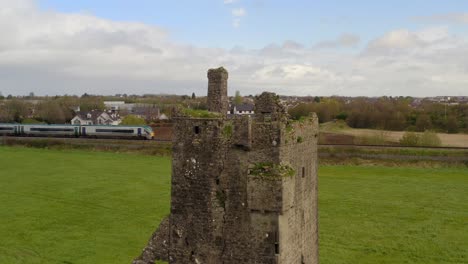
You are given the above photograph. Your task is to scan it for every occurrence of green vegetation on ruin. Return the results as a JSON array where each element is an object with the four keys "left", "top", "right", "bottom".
[
  {"left": 180, "top": 108, "right": 222, "bottom": 118},
  {"left": 285, "top": 123, "right": 294, "bottom": 133},
  {"left": 222, "top": 122, "right": 233, "bottom": 138},
  {"left": 249, "top": 162, "right": 296, "bottom": 179},
  {"left": 0, "top": 146, "right": 466, "bottom": 264}
]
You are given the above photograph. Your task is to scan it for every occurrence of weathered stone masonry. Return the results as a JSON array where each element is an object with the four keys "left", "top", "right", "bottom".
[
  {"left": 134, "top": 67, "right": 319, "bottom": 264},
  {"left": 207, "top": 67, "right": 229, "bottom": 114}
]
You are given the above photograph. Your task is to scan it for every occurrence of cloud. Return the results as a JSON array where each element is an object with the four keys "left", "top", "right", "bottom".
[
  {"left": 413, "top": 13, "right": 468, "bottom": 24},
  {"left": 224, "top": 0, "right": 238, "bottom": 4},
  {"left": 363, "top": 27, "right": 459, "bottom": 56},
  {"left": 252, "top": 64, "right": 338, "bottom": 81},
  {"left": 232, "top": 18, "right": 241, "bottom": 28},
  {"left": 0, "top": 1, "right": 468, "bottom": 97},
  {"left": 314, "top": 34, "right": 360, "bottom": 49},
  {"left": 231, "top": 8, "right": 246, "bottom": 17},
  {"left": 230, "top": 7, "right": 246, "bottom": 28},
  {"left": 282, "top": 40, "right": 304, "bottom": 50},
  {"left": 365, "top": 30, "right": 425, "bottom": 54}
]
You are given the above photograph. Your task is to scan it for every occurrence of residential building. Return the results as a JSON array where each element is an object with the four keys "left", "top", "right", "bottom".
[
  {"left": 71, "top": 111, "right": 121, "bottom": 125},
  {"left": 229, "top": 103, "right": 255, "bottom": 115}
]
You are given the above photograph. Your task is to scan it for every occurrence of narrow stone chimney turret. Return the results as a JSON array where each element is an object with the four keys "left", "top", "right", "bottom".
[{"left": 207, "top": 67, "right": 229, "bottom": 114}]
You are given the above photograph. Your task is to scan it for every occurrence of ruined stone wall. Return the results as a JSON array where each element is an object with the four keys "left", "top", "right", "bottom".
[
  {"left": 169, "top": 118, "right": 228, "bottom": 263},
  {"left": 277, "top": 116, "right": 319, "bottom": 264},
  {"left": 166, "top": 108, "right": 318, "bottom": 264},
  {"left": 133, "top": 217, "right": 170, "bottom": 264},
  {"left": 207, "top": 67, "right": 228, "bottom": 114},
  {"left": 219, "top": 118, "right": 284, "bottom": 264},
  {"left": 214, "top": 111, "right": 318, "bottom": 264},
  {"left": 134, "top": 68, "right": 319, "bottom": 264}
]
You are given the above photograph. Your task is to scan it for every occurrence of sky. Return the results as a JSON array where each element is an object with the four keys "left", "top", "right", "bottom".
[{"left": 1, "top": 0, "right": 468, "bottom": 96}]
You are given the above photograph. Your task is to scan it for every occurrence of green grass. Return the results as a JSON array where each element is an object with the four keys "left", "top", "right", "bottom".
[
  {"left": 319, "top": 166, "right": 468, "bottom": 264},
  {"left": 320, "top": 120, "right": 351, "bottom": 132},
  {"left": 0, "top": 147, "right": 467, "bottom": 263},
  {"left": 0, "top": 147, "right": 171, "bottom": 264},
  {"left": 319, "top": 145, "right": 468, "bottom": 157},
  {"left": 180, "top": 108, "right": 222, "bottom": 118}
]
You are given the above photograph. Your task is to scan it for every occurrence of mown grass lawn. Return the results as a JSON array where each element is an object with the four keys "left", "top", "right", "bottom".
[
  {"left": 0, "top": 147, "right": 171, "bottom": 264},
  {"left": 0, "top": 147, "right": 466, "bottom": 264},
  {"left": 319, "top": 165, "right": 468, "bottom": 264}
]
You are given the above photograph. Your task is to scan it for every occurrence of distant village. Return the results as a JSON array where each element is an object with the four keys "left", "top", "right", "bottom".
[
  {"left": 0, "top": 92, "right": 257, "bottom": 126},
  {"left": 0, "top": 93, "right": 467, "bottom": 133},
  {"left": 71, "top": 101, "right": 169, "bottom": 126}
]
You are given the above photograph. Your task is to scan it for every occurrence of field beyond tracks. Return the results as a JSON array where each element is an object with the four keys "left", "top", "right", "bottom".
[
  {"left": 320, "top": 120, "right": 468, "bottom": 148},
  {"left": 0, "top": 147, "right": 466, "bottom": 264}
]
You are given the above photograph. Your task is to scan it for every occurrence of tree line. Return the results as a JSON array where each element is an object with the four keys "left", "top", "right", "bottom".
[
  {"left": 289, "top": 97, "right": 468, "bottom": 134},
  {"left": 2, "top": 93, "right": 467, "bottom": 134},
  {"left": 0, "top": 95, "right": 104, "bottom": 124},
  {"left": 0, "top": 93, "right": 194, "bottom": 124}
]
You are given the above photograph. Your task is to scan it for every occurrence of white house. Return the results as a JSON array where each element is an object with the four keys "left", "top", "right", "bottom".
[
  {"left": 71, "top": 112, "right": 98, "bottom": 125},
  {"left": 71, "top": 111, "right": 121, "bottom": 125},
  {"left": 229, "top": 103, "right": 255, "bottom": 115},
  {"left": 104, "top": 101, "right": 135, "bottom": 112},
  {"left": 96, "top": 112, "right": 122, "bottom": 125}
]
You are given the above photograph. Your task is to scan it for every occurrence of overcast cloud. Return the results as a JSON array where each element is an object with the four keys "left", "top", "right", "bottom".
[{"left": 0, "top": 0, "right": 467, "bottom": 96}]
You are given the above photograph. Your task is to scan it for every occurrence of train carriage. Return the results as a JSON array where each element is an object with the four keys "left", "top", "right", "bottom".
[
  {"left": 22, "top": 124, "right": 80, "bottom": 137},
  {"left": 0, "top": 123, "right": 154, "bottom": 140},
  {"left": 0, "top": 124, "right": 16, "bottom": 136},
  {"left": 81, "top": 125, "right": 153, "bottom": 139}
]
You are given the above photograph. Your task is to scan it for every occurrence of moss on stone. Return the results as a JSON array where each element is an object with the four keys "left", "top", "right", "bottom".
[
  {"left": 216, "top": 190, "right": 227, "bottom": 208},
  {"left": 208, "top": 67, "right": 228, "bottom": 75},
  {"left": 222, "top": 123, "right": 233, "bottom": 138},
  {"left": 249, "top": 162, "right": 295, "bottom": 179},
  {"left": 286, "top": 123, "right": 294, "bottom": 133},
  {"left": 181, "top": 108, "right": 222, "bottom": 118}
]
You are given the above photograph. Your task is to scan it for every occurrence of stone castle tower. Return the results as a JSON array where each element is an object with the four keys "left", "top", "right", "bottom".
[
  {"left": 134, "top": 67, "right": 319, "bottom": 264},
  {"left": 207, "top": 67, "right": 229, "bottom": 114}
]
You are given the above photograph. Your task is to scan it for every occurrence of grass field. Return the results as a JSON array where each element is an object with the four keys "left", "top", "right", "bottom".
[
  {"left": 319, "top": 166, "right": 468, "bottom": 264},
  {"left": 320, "top": 120, "right": 468, "bottom": 147},
  {"left": 0, "top": 147, "right": 171, "bottom": 264},
  {"left": 0, "top": 147, "right": 467, "bottom": 263}
]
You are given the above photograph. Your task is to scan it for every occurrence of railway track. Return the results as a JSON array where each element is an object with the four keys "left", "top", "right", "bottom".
[
  {"left": 2, "top": 136, "right": 467, "bottom": 150},
  {"left": 319, "top": 143, "right": 468, "bottom": 151},
  {"left": 1, "top": 136, "right": 170, "bottom": 143}
]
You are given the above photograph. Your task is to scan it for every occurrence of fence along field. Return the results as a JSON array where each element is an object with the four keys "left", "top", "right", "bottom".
[{"left": 0, "top": 146, "right": 466, "bottom": 263}]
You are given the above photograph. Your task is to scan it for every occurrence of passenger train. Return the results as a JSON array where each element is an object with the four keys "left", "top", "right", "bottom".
[{"left": 0, "top": 124, "right": 154, "bottom": 140}]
